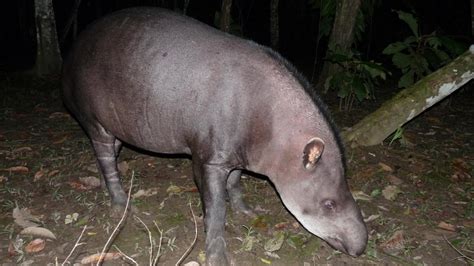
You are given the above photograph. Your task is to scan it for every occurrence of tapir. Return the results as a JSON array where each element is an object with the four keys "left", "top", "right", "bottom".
[{"left": 62, "top": 7, "right": 367, "bottom": 265}]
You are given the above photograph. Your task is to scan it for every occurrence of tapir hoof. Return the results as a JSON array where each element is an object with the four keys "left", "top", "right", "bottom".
[{"left": 206, "top": 237, "right": 229, "bottom": 266}]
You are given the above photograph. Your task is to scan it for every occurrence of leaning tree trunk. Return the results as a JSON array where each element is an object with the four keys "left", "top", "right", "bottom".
[
  {"left": 343, "top": 46, "right": 474, "bottom": 147},
  {"left": 317, "top": 0, "right": 362, "bottom": 91},
  {"left": 33, "top": 0, "right": 62, "bottom": 77},
  {"left": 270, "top": 0, "right": 279, "bottom": 50},
  {"left": 220, "top": 0, "right": 232, "bottom": 33}
]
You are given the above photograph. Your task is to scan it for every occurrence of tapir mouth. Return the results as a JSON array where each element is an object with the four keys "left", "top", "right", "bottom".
[{"left": 325, "top": 237, "right": 364, "bottom": 257}]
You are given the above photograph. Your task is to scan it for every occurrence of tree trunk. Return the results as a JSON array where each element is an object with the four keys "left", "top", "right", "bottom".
[
  {"left": 317, "top": 0, "right": 362, "bottom": 91},
  {"left": 220, "top": 0, "right": 232, "bottom": 33},
  {"left": 33, "top": 0, "right": 62, "bottom": 77},
  {"left": 270, "top": 0, "right": 279, "bottom": 50},
  {"left": 343, "top": 46, "right": 474, "bottom": 147},
  {"left": 471, "top": 0, "right": 474, "bottom": 36}
]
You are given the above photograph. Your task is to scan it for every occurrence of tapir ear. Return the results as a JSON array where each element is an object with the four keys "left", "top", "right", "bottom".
[{"left": 303, "top": 137, "right": 325, "bottom": 170}]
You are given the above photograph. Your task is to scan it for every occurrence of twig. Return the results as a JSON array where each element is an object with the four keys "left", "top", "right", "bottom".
[
  {"left": 175, "top": 202, "right": 198, "bottom": 265},
  {"left": 61, "top": 225, "right": 88, "bottom": 265},
  {"left": 443, "top": 235, "right": 474, "bottom": 262},
  {"left": 134, "top": 215, "right": 154, "bottom": 266},
  {"left": 153, "top": 221, "right": 164, "bottom": 265},
  {"left": 114, "top": 245, "right": 139, "bottom": 266},
  {"left": 96, "top": 172, "right": 135, "bottom": 266}
]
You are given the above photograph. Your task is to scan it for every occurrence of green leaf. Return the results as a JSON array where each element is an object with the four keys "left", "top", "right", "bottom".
[
  {"left": 438, "top": 36, "right": 468, "bottom": 56},
  {"left": 397, "top": 10, "right": 419, "bottom": 38},
  {"left": 352, "top": 77, "right": 367, "bottom": 101},
  {"left": 392, "top": 53, "right": 412, "bottom": 70},
  {"left": 427, "top": 36, "right": 442, "bottom": 49},
  {"left": 383, "top": 42, "right": 408, "bottom": 55},
  {"left": 398, "top": 70, "right": 415, "bottom": 88}
]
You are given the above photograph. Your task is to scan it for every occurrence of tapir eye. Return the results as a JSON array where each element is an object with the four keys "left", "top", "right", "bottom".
[{"left": 323, "top": 199, "right": 336, "bottom": 211}]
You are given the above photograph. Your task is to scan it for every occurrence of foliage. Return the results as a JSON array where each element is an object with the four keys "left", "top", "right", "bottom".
[
  {"left": 324, "top": 45, "right": 388, "bottom": 110},
  {"left": 383, "top": 11, "right": 467, "bottom": 88}
]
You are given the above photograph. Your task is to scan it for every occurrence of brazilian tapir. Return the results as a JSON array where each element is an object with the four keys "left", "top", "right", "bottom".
[{"left": 62, "top": 7, "right": 367, "bottom": 264}]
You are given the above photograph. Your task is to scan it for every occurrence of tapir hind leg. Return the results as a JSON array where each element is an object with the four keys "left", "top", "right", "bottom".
[
  {"left": 227, "top": 170, "right": 254, "bottom": 217},
  {"left": 86, "top": 124, "right": 127, "bottom": 217}
]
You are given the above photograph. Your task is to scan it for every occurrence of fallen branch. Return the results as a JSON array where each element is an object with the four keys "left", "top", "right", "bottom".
[
  {"left": 443, "top": 235, "right": 474, "bottom": 262},
  {"left": 175, "top": 202, "right": 198, "bottom": 265},
  {"left": 114, "top": 245, "right": 138, "bottom": 265},
  {"left": 134, "top": 216, "right": 154, "bottom": 266},
  {"left": 153, "top": 221, "right": 164, "bottom": 265},
  {"left": 60, "top": 225, "right": 87, "bottom": 265},
  {"left": 96, "top": 172, "right": 135, "bottom": 266}
]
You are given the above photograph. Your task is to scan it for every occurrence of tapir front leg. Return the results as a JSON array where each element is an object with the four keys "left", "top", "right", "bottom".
[
  {"left": 196, "top": 164, "right": 230, "bottom": 266},
  {"left": 91, "top": 137, "right": 127, "bottom": 216}
]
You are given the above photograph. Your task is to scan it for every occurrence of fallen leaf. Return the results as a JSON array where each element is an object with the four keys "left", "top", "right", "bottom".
[
  {"left": 274, "top": 221, "right": 290, "bottom": 230},
  {"left": 0, "top": 175, "right": 7, "bottom": 183},
  {"left": 380, "top": 230, "right": 405, "bottom": 254},
  {"left": 3, "top": 166, "right": 29, "bottom": 174},
  {"left": 13, "top": 207, "right": 41, "bottom": 228},
  {"left": 12, "top": 147, "right": 32, "bottom": 153},
  {"left": 132, "top": 188, "right": 159, "bottom": 199},
  {"left": 437, "top": 221, "right": 456, "bottom": 232},
  {"left": 183, "top": 262, "right": 200, "bottom": 266},
  {"left": 20, "top": 226, "right": 56, "bottom": 239},
  {"left": 68, "top": 181, "right": 89, "bottom": 190},
  {"left": 86, "top": 164, "right": 99, "bottom": 173},
  {"left": 34, "top": 170, "right": 46, "bottom": 182},
  {"left": 166, "top": 184, "right": 182, "bottom": 194},
  {"left": 65, "top": 213, "right": 79, "bottom": 225},
  {"left": 264, "top": 231, "right": 285, "bottom": 252},
  {"left": 25, "top": 238, "right": 45, "bottom": 253},
  {"left": 52, "top": 135, "right": 68, "bottom": 144},
  {"left": 387, "top": 175, "right": 403, "bottom": 185},
  {"left": 451, "top": 158, "right": 471, "bottom": 182},
  {"left": 48, "top": 112, "right": 70, "bottom": 119},
  {"left": 241, "top": 235, "right": 258, "bottom": 252},
  {"left": 118, "top": 161, "right": 129, "bottom": 175},
  {"left": 352, "top": 191, "right": 372, "bottom": 201},
  {"left": 382, "top": 185, "right": 401, "bottom": 200},
  {"left": 79, "top": 176, "right": 101, "bottom": 188},
  {"left": 378, "top": 162, "right": 393, "bottom": 172},
  {"left": 47, "top": 170, "right": 60, "bottom": 177},
  {"left": 80, "top": 252, "right": 121, "bottom": 264},
  {"left": 364, "top": 214, "right": 380, "bottom": 223}
]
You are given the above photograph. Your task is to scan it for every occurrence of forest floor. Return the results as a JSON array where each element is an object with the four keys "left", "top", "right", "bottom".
[{"left": 0, "top": 75, "right": 472, "bottom": 265}]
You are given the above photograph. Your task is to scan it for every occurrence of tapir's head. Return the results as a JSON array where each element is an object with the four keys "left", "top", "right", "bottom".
[{"left": 271, "top": 136, "right": 368, "bottom": 257}]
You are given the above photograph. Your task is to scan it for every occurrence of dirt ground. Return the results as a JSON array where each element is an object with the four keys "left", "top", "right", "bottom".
[{"left": 0, "top": 76, "right": 472, "bottom": 265}]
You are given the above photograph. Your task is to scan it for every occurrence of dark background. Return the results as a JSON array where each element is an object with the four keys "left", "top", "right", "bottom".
[{"left": 0, "top": 0, "right": 472, "bottom": 71}]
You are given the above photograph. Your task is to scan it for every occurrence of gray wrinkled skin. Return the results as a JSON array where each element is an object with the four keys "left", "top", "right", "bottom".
[{"left": 62, "top": 7, "right": 367, "bottom": 265}]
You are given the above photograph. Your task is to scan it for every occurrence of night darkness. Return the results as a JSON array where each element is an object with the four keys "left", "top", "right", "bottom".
[{"left": 0, "top": 0, "right": 472, "bottom": 70}]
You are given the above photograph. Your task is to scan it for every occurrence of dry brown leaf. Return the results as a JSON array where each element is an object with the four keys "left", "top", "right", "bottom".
[
  {"left": 12, "top": 147, "right": 32, "bottom": 153},
  {"left": 378, "top": 162, "right": 393, "bottom": 172},
  {"left": 8, "top": 241, "right": 17, "bottom": 257},
  {"left": 79, "top": 176, "right": 101, "bottom": 188},
  {"left": 20, "top": 226, "right": 56, "bottom": 239},
  {"left": 68, "top": 181, "right": 90, "bottom": 190},
  {"left": 387, "top": 175, "right": 403, "bottom": 185},
  {"left": 52, "top": 135, "right": 68, "bottom": 144},
  {"left": 25, "top": 238, "right": 45, "bottom": 253},
  {"left": 380, "top": 230, "right": 405, "bottom": 254},
  {"left": 382, "top": 185, "right": 401, "bottom": 200},
  {"left": 4, "top": 166, "right": 29, "bottom": 174},
  {"left": 451, "top": 158, "right": 471, "bottom": 182},
  {"left": 13, "top": 207, "right": 41, "bottom": 228},
  {"left": 34, "top": 170, "right": 46, "bottom": 182},
  {"left": 47, "top": 169, "right": 60, "bottom": 177},
  {"left": 0, "top": 175, "right": 8, "bottom": 183},
  {"left": 80, "top": 252, "right": 121, "bottom": 264},
  {"left": 437, "top": 221, "right": 456, "bottom": 232},
  {"left": 132, "top": 187, "right": 159, "bottom": 199},
  {"left": 48, "top": 112, "right": 70, "bottom": 119}
]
